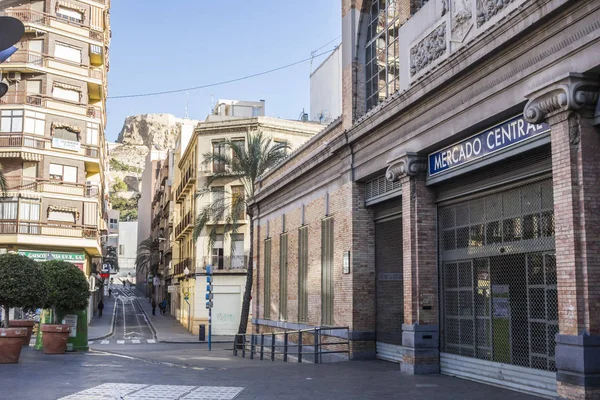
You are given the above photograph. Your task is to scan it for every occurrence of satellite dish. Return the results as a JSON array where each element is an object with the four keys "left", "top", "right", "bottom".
[
  {"left": 0, "top": 45, "right": 18, "bottom": 63},
  {"left": 0, "top": 82, "right": 7, "bottom": 98},
  {"left": 0, "top": 16, "right": 25, "bottom": 52}
]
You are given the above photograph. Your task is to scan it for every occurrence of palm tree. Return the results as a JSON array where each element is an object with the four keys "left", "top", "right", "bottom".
[
  {"left": 135, "top": 236, "right": 158, "bottom": 282},
  {"left": 193, "top": 131, "right": 290, "bottom": 336}
]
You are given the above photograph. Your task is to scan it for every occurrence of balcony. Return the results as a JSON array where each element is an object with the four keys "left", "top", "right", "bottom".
[
  {"left": 0, "top": 91, "right": 103, "bottom": 121},
  {"left": 0, "top": 133, "right": 101, "bottom": 162},
  {"left": 3, "top": 50, "right": 103, "bottom": 82},
  {"left": 174, "top": 212, "right": 193, "bottom": 239},
  {"left": 175, "top": 167, "right": 196, "bottom": 203},
  {"left": 174, "top": 258, "right": 192, "bottom": 276},
  {"left": 197, "top": 256, "right": 248, "bottom": 273},
  {"left": 5, "top": 177, "right": 100, "bottom": 198},
  {"left": 0, "top": 9, "right": 105, "bottom": 44}
]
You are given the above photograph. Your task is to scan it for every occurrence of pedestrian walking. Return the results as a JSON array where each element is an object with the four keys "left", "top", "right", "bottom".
[
  {"left": 160, "top": 299, "right": 167, "bottom": 315},
  {"left": 98, "top": 300, "right": 104, "bottom": 317},
  {"left": 152, "top": 300, "right": 156, "bottom": 316},
  {"left": 108, "top": 288, "right": 112, "bottom": 298}
]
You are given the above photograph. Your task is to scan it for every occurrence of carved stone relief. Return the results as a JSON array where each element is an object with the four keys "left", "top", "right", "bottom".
[
  {"left": 451, "top": 0, "right": 473, "bottom": 42},
  {"left": 476, "top": 0, "right": 513, "bottom": 27},
  {"left": 386, "top": 153, "right": 427, "bottom": 182},
  {"left": 410, "top": 22, "right": 447, "bottom": 77}
]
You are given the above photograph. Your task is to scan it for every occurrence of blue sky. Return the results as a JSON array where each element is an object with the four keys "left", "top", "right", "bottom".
[{"left": 105, "top": 1, "right": 341, "bottom": 142}]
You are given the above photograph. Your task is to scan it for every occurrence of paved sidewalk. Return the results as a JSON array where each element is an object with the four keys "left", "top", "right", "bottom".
[
  {"left": 88, "top": 294, "right": 116, "bottom": 340},
  {"left": 135, "top": 294, "right": 234, "bottom": 344}
]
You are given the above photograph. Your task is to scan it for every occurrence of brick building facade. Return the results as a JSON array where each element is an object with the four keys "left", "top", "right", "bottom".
[{"left": 250, "top": 0, "right": 600, "bottom": 398}]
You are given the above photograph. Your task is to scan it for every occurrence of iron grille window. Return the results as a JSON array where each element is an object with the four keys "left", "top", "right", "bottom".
[
  {"left": 279, "top": 233, "right": 288, "bottom": 321},
  {"left": 298, "top": 226, "right": 309, "bottom": 322},
  {"left": 365, "top": 0, "right": 401, "bottom": 111},
  {"left": 439, "top": 180, "right": 557, "bottom": 372},
  {"left": 321, "top": 217, "right": 334, "bottom": 326},
  {"left": 264, "top": 239, "right": 272, "bottom": 319},
  {"left": 365, "top": 174, "right": 401, "bottom": 204}
]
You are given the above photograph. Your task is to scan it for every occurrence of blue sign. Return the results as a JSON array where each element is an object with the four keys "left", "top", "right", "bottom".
[{"left": 428, "top": 115, "right": 550, "bottom": 177}]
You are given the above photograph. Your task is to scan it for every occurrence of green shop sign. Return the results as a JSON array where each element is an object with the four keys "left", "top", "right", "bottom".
[{"left": 18, "top": 250, "right": 85, "bottom": 263}]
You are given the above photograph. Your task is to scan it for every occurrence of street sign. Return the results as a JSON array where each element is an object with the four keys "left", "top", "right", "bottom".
[
  {"left": 167, "top": 285, "right": 177, "bottom": 293},
  {"left": 206, "top": 276, "right": 213, "bottom": 283},
  {"left": 206, "top": 285, "right": 212, "bottom": 292},
  {"left": 205, "top": 301, "right": 213, "bottom": 309},
  {"left": 205, "top": 293, "right": 213, "bottom": 301},
  {"left": 184, "top": 291, "right": 189, "bottom": 298},
  {"left": 206, "top": 265, "right": 213, "bottom": 275}
]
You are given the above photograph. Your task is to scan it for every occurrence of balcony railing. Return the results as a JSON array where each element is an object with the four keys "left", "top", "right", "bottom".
[
  {"left": 174, "top": 258, "right": 192, "bottom": 276},
  {"left": 175, "top": 166, "right": 196, "bottom": 202},
  {"left": 0, "top": 133, "right": 101, "bottom": 160},
  {"left": 4, "top": 176, "right": 100, "bottom": 198},
  {"left": 4, "top": 50, "right": 103, "bottom": 80},
  {"left": 0, "top": 91, "right": 102, "bottom": 120},
  {"left": 174, "top": 212, "right": 193, "bottom": 238},
  {"left": 0, "top": 220, "right": 98, "bottom": 239},
  {"left": 197, "top": 255, "right": 248, "bottom": 272},
  {"left": 0, "top": 9, "right": 106, "bottom": 43}
]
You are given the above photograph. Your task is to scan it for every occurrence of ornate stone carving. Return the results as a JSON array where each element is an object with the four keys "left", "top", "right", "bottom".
[
  {"left": 451, "top": 0, "right": 473, "bottom": 42},
  {"left": 410, "top": 23, "right": 447, "bottom": 77},
  {"left": 569, "top": 113, "right": 581, "bottom": 146},
  {"left": 476, "top": 0, "right": 513, "bottom": 27},
  {"left": 441, "top": 0, "right": 448, "bottom": 16},
  {"left": 386, "top": 153, "right": 427, "bottom": 182},
  {"left": 524, "top": 74, "right": 600, "bottom": 124}
]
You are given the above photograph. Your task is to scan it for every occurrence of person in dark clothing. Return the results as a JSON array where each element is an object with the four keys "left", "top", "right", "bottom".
[
  {"left": 98, "top": 300, "right": 104, "bottom": 317},
  {"left": 152, "top": 300, "right": 156, "bottom": 316}
]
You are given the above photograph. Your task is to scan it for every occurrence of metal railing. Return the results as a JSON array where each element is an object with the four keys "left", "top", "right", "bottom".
[
  {"left": 174, "top": 258, "right": 192, "bottom": 275},
  {"left": 4, "top": 176, "right": 100, "bottom": 198},
  {"left": 0, "top": 220, "right": 98, "bottom": 239},
  {"left": 4, "top": 50, "right": 103, "bottom": 80},
  {"left": 0, "top": 134, "right": 45, "bottom": 149},
  {"left": 233, "top": 327, "right": 350, "bottom": 364},
  {"left": 197, "top": 255, "right": 248, "bottom": 272},
  {"left": 174, "top": 211, "right": 193, "bottom": 238},
  {"left": 0, "top": 91, "right": 102, "bottom": 120}
]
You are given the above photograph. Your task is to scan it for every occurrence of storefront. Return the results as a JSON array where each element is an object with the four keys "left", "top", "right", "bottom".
[
  {"left": 18, "top": 250, "right": 86, "bottom": 271},
  {"left": 428, "top": 115, "right": 557, "bottom": 397}
]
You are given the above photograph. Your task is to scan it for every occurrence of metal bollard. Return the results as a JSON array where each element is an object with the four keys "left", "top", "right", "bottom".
[
  {"left": 271, "top": 332, "right": 275, "bottom": 361},
  {"left": 314, "top": 328, "right": 319, "bottom": 364},
  {"left": 298, "top": 330, "right": 303, "bottom": 363},
  {"left": 233, "top": 335, "right": 238, "bottom": 356},
  {"left": 283, "top": 332, "right": 288, "bottom": 362},
  {"left": 199, "top": 324, "right": 206, "bottom": 342},
  {"left": 241, "top": 334, "right": 246, "bottom": 358},
  {"left": 260, "top": 334, "right": 264, "bottom": 360},
  {"left": 250, "top": 334, "right": 255, "bottom": 359}
]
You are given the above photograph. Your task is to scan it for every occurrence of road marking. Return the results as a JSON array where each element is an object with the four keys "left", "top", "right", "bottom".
[
  {"left": 100, "top": 340, "right": 109, "bottom": 345},
  {"left": 116, "top": 340, "right": 124, "bottom": 345},
  {"left": 132, "top": 339, "right": 140, "bottom": 344},
  {"left": 147, "top": 339, "right": 156, "bottom": 344},
  {"left": 58, "top": 384, "right": 245, "bottom": 400},
  {"left": 88, "top": 341, "right": 93, "bottom": 345}
]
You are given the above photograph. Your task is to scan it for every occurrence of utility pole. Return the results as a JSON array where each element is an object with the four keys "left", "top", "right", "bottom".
[{"left": 205, "top": 265, "right": 213, "bottom": 351}]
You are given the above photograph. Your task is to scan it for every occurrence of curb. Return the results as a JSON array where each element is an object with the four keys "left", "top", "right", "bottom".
[
  {"left": 88, "top": 299, "right": 117, "bottom": 341},
  {"left": 135, "top": 298, "right": 158, "bottom": 341}
]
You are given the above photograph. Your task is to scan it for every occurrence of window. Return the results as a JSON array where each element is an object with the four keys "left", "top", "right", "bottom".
[
  {"left": 55, "top": 43, "right": 81, "bottom": 64},
  {"left": 231, "top": 139, "right": 244, "bottom": 163},
  {"left": 298, "top": 226, "right": 309, "bottom": 322},
  {"left": 0, "top": 200, "right": 18, "bottom": 220},
  {"left": 211, "top": 234, "right": 224, "bottom": 269},
  {"left": 86, "top": 122, "right": 98, "bottom": 145},
  {"left": 231, "top": 185, "right": 245, "bottom": 220},
  {"left": 212, "top": 142, "right": 226, "bottom": 172},
  {"left": 24, "top": 111, "right": 45, "bottom": 136},
  {"left": 365, "top": 0, "right": 401, "bottom": 111},
  {"left": 56, "top": 6, "right": 83, "bottom": 23},
  {"left": 118, "top": 245, "right": 124, "bottom": 255},
  {"left": 264, "top": 239, "right": 272, "bottom": 319},
  {"left": 19, "top": 200, "right": 40, "bottom": 221},
  {"left": 52, "top": 85, "right": 80, "bottom": 103},
  {"left": 109, "top": 218, "right": 118, "bottom": 230},
  {"left": 279, "top": 233, "right": 288, "bottom": 321},
  {"left": 211, "top": 186, "right": 224, "bottom": 219},
  {"left": 1, "top": 110, "right": 23, "bottom": 133},
  {"left": 48, "top": 210, "right": 75, "bottom": 223},
  {"left": 321, "top": 217, "right": 334, "bottom": 325},
  {"left": 49, "top": 163, "right": 77, "bottom": 183},
  {"left": 53, "top": 127, "right": 79, "bottom": 142}
]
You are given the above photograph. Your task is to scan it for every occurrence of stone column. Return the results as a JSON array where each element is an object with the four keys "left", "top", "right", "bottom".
[
  {"left": 525, "top": 73, "right": 600, "bottom": 400},
  {"left": 386, "top": 153, "right": 439, "bottom": 374}
]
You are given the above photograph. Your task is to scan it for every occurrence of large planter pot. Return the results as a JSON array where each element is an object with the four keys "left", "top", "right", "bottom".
[
  {"left": 41, "top": 324, "right": 71, "bottom": 355},
  {"left": 0, "top": 328, "right": 28, "bottom": 363},
  {"left": 9, "top": 320, "right": 35, "bottom": 346}
]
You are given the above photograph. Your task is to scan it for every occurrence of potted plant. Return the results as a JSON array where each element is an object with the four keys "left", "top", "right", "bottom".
[
  {"left": 0, "top": 253, "right": 47, "bottom": 363},
  {"left": 40, "top": 260, "right": 89, "bottom": 355}
]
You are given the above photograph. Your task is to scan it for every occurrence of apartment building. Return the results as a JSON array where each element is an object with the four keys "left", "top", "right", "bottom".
[
  {"left": 170, "top": 101, "right": 323, "bottom": 336},
  {"left": 0, "top": 0, "right": 110, "bottom": 275}
]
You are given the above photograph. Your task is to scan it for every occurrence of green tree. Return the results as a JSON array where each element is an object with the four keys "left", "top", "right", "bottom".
[
  {"left": 112, "top": 178, "right": 127, "bottom": 192},
  {"left": 193, "top": 131, "right": 290, "bottom": 335},
  {"left": 0, "top": 254, "right": 47, "bottom": 328},
  {"left": 104, "top": 246, "right": 119, "bottom": 272},
  {"left": 42, "top": 260, "right": 89, "bottom": 324},
  {"left": 135, "top": 236, "right": 158, "bottom": 278}
]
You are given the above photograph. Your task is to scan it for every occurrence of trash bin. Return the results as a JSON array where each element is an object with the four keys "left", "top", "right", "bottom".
[{"left": 199, "top": 324, "right": 206, "bottom": 341}]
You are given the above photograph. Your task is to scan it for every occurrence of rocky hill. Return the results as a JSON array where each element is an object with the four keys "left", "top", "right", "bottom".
[{"left": 107, "top": 114, "right": 188, "bottom": 221}]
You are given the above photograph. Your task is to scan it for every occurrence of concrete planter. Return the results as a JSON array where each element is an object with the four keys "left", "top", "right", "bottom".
[
  {"left": 0, "top": 328, "right": 27, "bottom": 363},
  {"left": 9, "top": 320, "right": 35, "bottom": 346},
  {"left": 41, "top": 324, "right": 70, "bottom": 354}
]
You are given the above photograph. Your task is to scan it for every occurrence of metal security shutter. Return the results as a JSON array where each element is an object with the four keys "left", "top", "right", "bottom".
[
  {"left": 438, "top": 178, "right": 557, "bottom": 398},
  {"left": 321, "top": 217, "right": 334, "bottom": 326},
  {"left": 279, "top": 233, "right": 288, "bottom": 321},
  {"left": 263, "top": 239, "right": 272, "bottom": 319},
  {"left": 298, "top": 226, "right": 309, "bottom": 322},
  {"left": 436, "top": 147, "right": 551, "bottom": 203},
  {"left": 375, "top": 214, "right": 403, "bottom": 363}
]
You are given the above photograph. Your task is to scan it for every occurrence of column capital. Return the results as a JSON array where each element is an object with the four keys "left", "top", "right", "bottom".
[
  {"left": 385, "top": 152, "right": 427, "bottom": 182},
  {"left": 524, "top": 73, "right": 599, "bottom": 124}
]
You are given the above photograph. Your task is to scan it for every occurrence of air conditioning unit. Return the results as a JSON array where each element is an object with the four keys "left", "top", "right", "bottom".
[{"left": 7, "top": 72, "right": 21, "bottom": 82}]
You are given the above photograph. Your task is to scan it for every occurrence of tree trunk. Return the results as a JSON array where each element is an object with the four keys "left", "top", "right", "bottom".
[
  {"left": 2, "top": 305, "right": 9, "bottom": 328},
  {"left": 237, "top": 210, "right": 254, "bottom": 341}
]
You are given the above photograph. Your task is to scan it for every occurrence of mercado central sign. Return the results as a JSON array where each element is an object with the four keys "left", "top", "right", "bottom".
[{"left": 428, "top": 115, "right": 550, "bottom": 176}]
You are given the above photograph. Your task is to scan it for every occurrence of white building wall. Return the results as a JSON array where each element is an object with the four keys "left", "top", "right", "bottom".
[
  {"left": 118, "top": 221, "right": 138, "bottom": 282},
  {"left": 310, "top": 45, "right": 342, "bottom": 124}
]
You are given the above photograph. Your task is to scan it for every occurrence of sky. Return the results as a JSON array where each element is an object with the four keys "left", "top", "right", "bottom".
[{"left": 105, "top": 1, "right": 342, "bottom": 142}]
